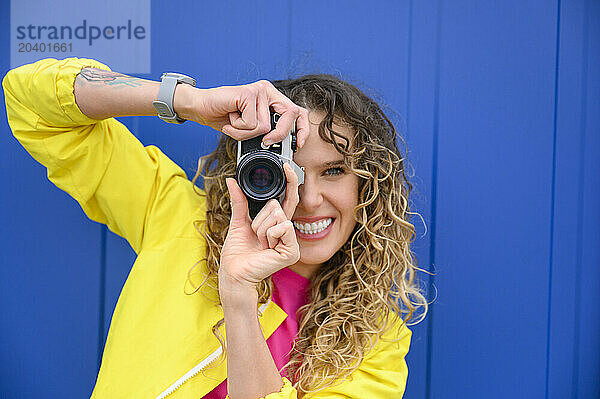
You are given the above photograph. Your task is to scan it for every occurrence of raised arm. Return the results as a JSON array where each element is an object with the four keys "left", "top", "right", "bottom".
[
  {"left": 73, "top": 68, "right": 163, "bottom": 120},
  {"left": 72, "top": 67, "right": 309, "bottom": 146}
]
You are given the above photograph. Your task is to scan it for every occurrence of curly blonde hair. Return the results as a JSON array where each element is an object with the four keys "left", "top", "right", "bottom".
[{"left": 186, "top": 74, "right": 428, "bottom": 396}]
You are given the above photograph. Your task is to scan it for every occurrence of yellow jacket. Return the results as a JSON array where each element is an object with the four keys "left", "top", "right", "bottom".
[{"left": 3, "top": 57, "right": 412, "bottom": 398}]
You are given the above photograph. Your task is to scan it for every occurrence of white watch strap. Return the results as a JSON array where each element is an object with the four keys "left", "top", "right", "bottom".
[{"left": 153, "top": 73, "right": 196, "bottom": 124}]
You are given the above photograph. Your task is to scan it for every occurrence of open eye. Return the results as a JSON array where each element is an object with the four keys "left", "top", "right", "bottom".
[{"left": 324, "top": 167, "right": 345, "bottom": 176}]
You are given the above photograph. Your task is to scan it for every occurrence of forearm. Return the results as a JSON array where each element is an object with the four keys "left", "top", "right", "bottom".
[
  {"left": 73, "top": 67, "right": 196, "bottom": 121},
  {"left": 221, "top": 279, "right": 284, "bottom": 399}
]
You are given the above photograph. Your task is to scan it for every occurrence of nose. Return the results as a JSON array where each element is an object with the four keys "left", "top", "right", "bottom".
[{"left": 297, "top": 178, "right": 323, "bottom": 211}]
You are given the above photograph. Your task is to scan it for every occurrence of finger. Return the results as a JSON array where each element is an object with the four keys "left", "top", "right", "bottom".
[
  {"left": 221, "top": 112, "right": 247, "bottom": 140},
  {"left": 227, "top": 111, "right": 243, "bottom": 130},
  {"left": 263, "top": 106, "right": 300, "bottom": 145},
  {"left": 225, "top": 178, "right": 250, "bottom": 226},
  {"left": 229, "top": 88, "right": 259, "bottom": 130},
  {"left": 257, "top": 227, "right": 271, "bottom": 250},
  {"left": 266, "top": 220, "right": 288, "bottom": 249},
  {"left": 294, "top": 107, "right": 310, "bottom": 149},
  {"left": 222, "top": 124, "right": 261, "bottom": 140},
  {"left": 228, "top": 104, "right": 257, "bottom": 131},
  {"left": 281, "top": 163, "right": 300, "bottom": 219},
  {"left": 267, "top": 220, "right": 299, "bottom": 262},
  {"left": 278, "top": 220, "right": 299, "bottom": 250},
  {"left": 266, "top": 224, "right": 280, "bottom": 249},
  {"left": 251, "top": 200, "right": 279, "bottom": 249},
  {"left": 256, "top": 87, "right": 271, "bottom": 135},
  {"left": 257, "top": 202, "right": 287, "bottom": 248},
  {"left": 250, "top": 202, "right": 270, "bottom": 235}
]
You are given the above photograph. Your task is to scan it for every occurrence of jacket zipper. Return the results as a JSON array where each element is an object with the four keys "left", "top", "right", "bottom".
[{"left": 154, "top": 299, "right": 272, "bottom": 399}]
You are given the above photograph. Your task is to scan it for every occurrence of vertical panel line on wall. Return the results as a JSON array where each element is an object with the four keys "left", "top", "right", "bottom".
[
  {"left": 545, "top": 0, "right": 562, "bottom": 397},
  {"left": 425, "top": 0, "right": 443, "bottom": 398},
  {"left": 287, "top": 0, "right": 293, "bottom": 76},
  {"left": 405, "top": 0, "right": 413, "bottom": 136},
  {"left": 570, "top": 0, "right": 590, "bottom": 396},
  {"left": 545, "top": 0, "right": 562, "bottom": 396}
]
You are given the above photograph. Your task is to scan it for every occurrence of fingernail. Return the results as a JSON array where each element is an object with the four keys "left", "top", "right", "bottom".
[{"left": 263, "top": 139, "right": 273, "bottom": 147}]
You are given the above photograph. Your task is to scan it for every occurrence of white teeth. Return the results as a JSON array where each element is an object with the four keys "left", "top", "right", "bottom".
[{"left": 293, "top": 218, "right": 333, "bottom": 235}]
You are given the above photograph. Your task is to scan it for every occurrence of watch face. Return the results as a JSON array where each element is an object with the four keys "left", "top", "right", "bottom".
[
  {"left": 162, "top": 73, "right": 196, "bottom": 87},
  {"left": 153, "top": 73, "right": 194, "bottom": 125}
]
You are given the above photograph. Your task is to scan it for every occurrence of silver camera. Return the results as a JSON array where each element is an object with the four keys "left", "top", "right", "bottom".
[{"left": 235, "top": 112, "right": 305, "bottom": 219}]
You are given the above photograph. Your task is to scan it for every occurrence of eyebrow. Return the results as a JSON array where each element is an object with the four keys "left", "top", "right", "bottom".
[{"left": 321, "top": 160, "right": 346, "bottom": 168}]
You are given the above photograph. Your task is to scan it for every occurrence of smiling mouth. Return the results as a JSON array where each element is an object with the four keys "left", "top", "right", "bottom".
[{"left": 292, "top": 218, "right": 333, "bottom": 235}]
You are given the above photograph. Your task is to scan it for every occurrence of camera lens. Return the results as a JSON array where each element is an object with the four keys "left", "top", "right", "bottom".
[
  {"left": 236, "top": 150, "right": 286, "bottom": 202},
  {"left": 248, "top": 165, "right": 274, "bottom": 192}
]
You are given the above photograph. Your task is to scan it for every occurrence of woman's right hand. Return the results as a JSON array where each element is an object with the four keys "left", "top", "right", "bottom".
[
  {"left": 218, "top": 162, "right": 301, "bottom": 304},
  {"left": 177, "top": 80, "right": 310, "bottom": 148}
]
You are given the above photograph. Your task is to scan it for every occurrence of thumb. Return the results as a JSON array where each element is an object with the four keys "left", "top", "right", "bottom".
[{"left": 225, "top": 178, "right": 250, "bottom": 226}]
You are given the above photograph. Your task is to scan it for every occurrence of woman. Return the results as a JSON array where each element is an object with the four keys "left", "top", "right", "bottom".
[{"left": 3, "top": 57, "right": 426, "bottom": 398}]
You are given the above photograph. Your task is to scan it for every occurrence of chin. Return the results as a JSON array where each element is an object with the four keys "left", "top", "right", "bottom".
[{"left": 299, "top": 247, "right": 335, "bottom": 265}]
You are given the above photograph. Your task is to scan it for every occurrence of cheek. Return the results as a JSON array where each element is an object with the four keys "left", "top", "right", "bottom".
[
  {"left": 335, "top": 182, "right": 359, "bottom": 230},
  {"left": 338, "top": 198, "right": 358, "bottom": 220},
  {"left": 344, "top": 178, "right": 360, "bottom": 211}
]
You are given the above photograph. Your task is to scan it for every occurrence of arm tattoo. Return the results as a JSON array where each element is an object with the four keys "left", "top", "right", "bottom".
[{"left": 79, "top": 68, "right": 144, "bottom": 88}]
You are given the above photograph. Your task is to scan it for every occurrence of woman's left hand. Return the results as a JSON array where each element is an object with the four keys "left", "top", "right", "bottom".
[{"left": 219, "top": 163, "right": 300, "bottom": 302}]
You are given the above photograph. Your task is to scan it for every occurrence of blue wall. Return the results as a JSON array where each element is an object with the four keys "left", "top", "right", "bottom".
[{"left": 1, "top": 1, "right": 598, "bottom": 398}]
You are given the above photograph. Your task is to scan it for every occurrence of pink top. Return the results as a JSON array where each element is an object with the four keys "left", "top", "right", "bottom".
[{"left": 204, "top": 267, "right": 311, "bottom": 398}]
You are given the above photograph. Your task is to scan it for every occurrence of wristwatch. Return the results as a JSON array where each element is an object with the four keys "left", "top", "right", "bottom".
[{"left": 152, "top": 72, "right": 196, "bottom": 124}]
